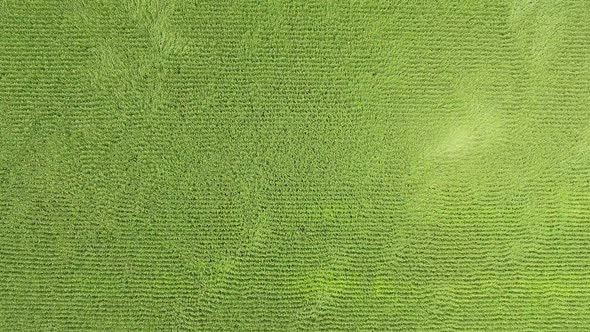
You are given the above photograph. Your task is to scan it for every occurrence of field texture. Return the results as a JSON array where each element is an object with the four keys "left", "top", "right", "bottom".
[{"left": 2, "top": 0, "right": 590, "bottom": 330}]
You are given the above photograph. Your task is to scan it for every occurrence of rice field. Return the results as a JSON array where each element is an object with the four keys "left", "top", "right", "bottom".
[{"left": 1, "top": 0, "right": 590, "bottom": 330}]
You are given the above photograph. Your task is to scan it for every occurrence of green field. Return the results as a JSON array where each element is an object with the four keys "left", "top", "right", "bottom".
[{"left": 1, "top": 0, "right": 590, "bottom": 330}]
